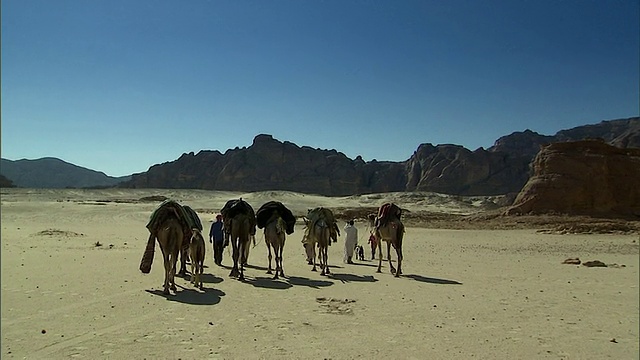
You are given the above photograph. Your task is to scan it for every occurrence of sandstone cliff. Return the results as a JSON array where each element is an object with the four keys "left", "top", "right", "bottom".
[
  {"left": 405, "top": 143, "right": 531, "bottom": 195},
  {"left": 507, "top": 140, "right": 640, "bottom": 217}
]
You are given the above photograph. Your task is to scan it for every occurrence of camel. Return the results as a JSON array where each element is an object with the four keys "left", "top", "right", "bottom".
[
  {"left": 139, "top": 216, "right": 184, "bottom": 294},
  {"left": 264, "top": 213, "right": 287, "bottom": 279},
  {"left": 257, "top": 201, "right": 296, "bottom": 279},
  {"left": 229, "top": 212, "right": 254, "bottom": 280},
  {"left": 189, "top": 229, "right": 206, "bottom": 289},
  {"left": 221, "top": 198, "right": 257, "bottom": 274},
  {"left": 369, "top": 203, "right": 405, "bottom": 277},
  {"left": 304, "top": 207, "right": 335, "bottom": 276},
  {"left": 311, "top": 218, "right": 331, "bottom": 275}
]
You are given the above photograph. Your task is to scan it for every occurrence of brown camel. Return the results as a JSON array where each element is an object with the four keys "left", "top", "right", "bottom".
[
  {"left": 312, "top": 218, "right": 331, "bottom": 276},
  {"left": 221, "top": 198, "right": 256, "bottom": 270},
  {"left": 139, "top": 216, "right": 184, "bottom": 294},
  {"left": 264, "top": 213, "right": 287, "bottom": 279},
  {"left": 189, "top": 229, "right": 206, "bottom": 289},
  {"left": 370, "top": 204, "right": 405, "bottom": 277},
  {"left": 304, "top": 207, "right": 335, "bottom": 276},
  {"left": 229, "top": 212, "right": 254, "bottom": 280}
]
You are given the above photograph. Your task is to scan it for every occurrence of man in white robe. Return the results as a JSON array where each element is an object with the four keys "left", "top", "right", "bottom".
[{"left": 343, "top": 220, "right": 358, "bottom": 264}]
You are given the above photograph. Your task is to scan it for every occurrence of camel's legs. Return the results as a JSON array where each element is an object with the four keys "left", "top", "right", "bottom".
[
  {"left": 387, "top": 241, "right": 396, "bottom": 275},
  {"left": 311, "top": 243, "right": 318, "bottom": 272},
  {"left": 230, "top": 236, "right": 240, "bottom": 278},
  {"left": 376, "top": 237, "right": 383, "bottom": 273},
  {"left": 266, "top": 242, "right": 273, "bottom": 275},
  {"left": 170, "top": 251, "right": 179, "bottom": 292},
  {"left": 276, "top": 243, "right": 284, "bottom": 278},
  {"left": 162, "top": 250, "right": 171, "bottom": 294},
  {"left": 238, "top": 241, "right": 246, "bottom": 281},
  {"left": 322, "top": 246, "right": 330, "bottom": 275},
  {"left": 190, "top": 260, "right": 196, "bottom": 284},
  {"left": 272, "top": 243, "right": 280, "bottom": 279},
  {"left": 395, "top": 243, "right": 403, "bottom": 277}
]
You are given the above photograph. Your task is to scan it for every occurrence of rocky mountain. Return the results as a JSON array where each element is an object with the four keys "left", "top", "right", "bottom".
[
  {"left": 0, "top": 158, "right": 130, "bottom": 189},
  {"left": 507, "top": 140, "right": 640, "bottom": 217},
  {"left": 122, "top": 117, "right": 639, "bottom": 196},
  {"left": 488, "top": 117, "right": 639, "bottom": 158},
  {"left": 123, "top": 134, "right": 407, "bottom": 196},
  {"left": 3, "top": 117, "right": 637, "bottom": 194}
]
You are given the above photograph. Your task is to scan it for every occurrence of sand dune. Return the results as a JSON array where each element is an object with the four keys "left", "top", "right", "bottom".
[{"left": 1, "top": 188, "right": 638, "bottom": 359}]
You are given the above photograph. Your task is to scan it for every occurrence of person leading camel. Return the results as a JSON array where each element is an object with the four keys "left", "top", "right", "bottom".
[
  {"left": 367, "top": 232, "right": 378, "bottom": 260},
  {"left": 209, "top": 214, "right": 225, "bottom": 265}
]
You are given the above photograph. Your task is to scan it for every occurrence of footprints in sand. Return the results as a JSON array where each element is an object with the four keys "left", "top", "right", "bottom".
[
  {"left": 32, "top": 229, "right": 84, "bottom": 237},
  {"left": 315, "top": 297, "right": 356, "bottom": 315}
]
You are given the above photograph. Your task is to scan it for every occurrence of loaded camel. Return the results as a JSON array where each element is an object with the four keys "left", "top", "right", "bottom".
[
  {"left": 139, "top": 200, "right": 204, "bottom": 294},
  {"left": 140, "top": 215, "right": 184, "bottom": 294},
  {"left": 256, "top": 201, "right": 296, "bottom": 280},
  {"left": 369, "top": 203, "right": 405, "bottom": 277},
  {"left": 304, "top": 207, "right": 336, "bottom": 276},
  {"left": 222, "top": 199, "right": 257, "bottom": 281}
]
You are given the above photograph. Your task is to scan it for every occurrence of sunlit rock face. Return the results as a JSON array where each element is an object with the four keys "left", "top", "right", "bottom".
[{"left": 507, "top": 140, "right": 640, "bottom": 217}]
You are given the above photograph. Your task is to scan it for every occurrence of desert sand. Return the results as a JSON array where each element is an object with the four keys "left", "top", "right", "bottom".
[{"left": 1, "top": 188, "right": 638, "bottom": 359}]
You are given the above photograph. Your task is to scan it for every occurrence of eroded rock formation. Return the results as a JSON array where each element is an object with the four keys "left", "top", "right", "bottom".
[{"left": 507, "top": 140, "right": 640, "bottom": 217}]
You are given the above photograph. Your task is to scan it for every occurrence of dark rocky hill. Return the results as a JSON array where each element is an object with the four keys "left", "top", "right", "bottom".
[
  {"left": 0, "top": 158, "right": 130, "bottom": 189},
  {"left": 0, "top": 174, "right": 16, "bottom": 188},
  {"left": 122, "top": 117, "right": 639, "bottom": 196}
]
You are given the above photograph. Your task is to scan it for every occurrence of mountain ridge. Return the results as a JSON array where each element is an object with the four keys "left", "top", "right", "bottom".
[
  {"left": 0, "top": 157, "right": 130, "bottom": 189},
  {"left": 2, "top": 116, "right": 638, "bottom": 193}
]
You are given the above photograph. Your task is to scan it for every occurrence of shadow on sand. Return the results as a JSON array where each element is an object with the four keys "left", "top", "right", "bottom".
[
  {"left": 348, "top": 261, "right": 378, "bottom": 268},
  {"left": 247, "top": 276, "right": 293, "bottom": 290},
  {"left": 405, "top": 274, "right": 462, "bottom": 285},
  {"left": 145, "top": 286, "right": 226, "bottom": 305},
  {"left": 245, "top": 263, "right": 269, "bottom": 272},
  {"left": 199, "top": 273, "right": 224, "bottom": 284},
  {"left": 286, "top": 275, "right": 334, "bottom": 289},
  {"left": 327, "top": 273, "right": 378, "bottom": 284}
]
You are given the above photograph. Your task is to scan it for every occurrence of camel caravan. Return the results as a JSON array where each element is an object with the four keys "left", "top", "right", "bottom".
[{"left": 139, "top": 198, "right": 405, "bottom": 294}]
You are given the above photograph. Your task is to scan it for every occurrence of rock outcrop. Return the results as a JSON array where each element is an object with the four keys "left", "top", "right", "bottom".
[
  {"left": 507, "top": 140, "right": 640, "bottom": 217},
  {"left": 405, "top": 143, "right": 531, "bottom": 195}
]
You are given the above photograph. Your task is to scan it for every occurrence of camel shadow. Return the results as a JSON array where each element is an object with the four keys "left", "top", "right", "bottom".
[
  {"left": 145, "top": 286, "right": 226, "bottom": 305},
  {"left": 247, "top": 276, "right": 293, "bottom": 290},
  {"left": 245, "top": 264, "right": 269, "bottom": 272},
  {"left": 286, "top": 275, "right": 334, "bottom": 289},
  {"left": 349, "top": 262, "right": 378, "bottom": 268},
  {"left": 199, "top": 273, "right": 224, "bottom": 284},
  {"left": 405, "top": 274, "right": 462, "bottom": 285},
  {"left": 327, "top": 273, "right": 378, "bottom": 283}
]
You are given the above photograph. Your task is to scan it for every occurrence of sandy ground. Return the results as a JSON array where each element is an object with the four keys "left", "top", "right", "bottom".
[{"left": 1, "top": 188, "right": 638, "bottom": 359}]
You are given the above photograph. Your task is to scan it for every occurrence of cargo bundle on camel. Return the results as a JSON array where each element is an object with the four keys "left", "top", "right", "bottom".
[
  {"left": 221, "top": 198, "right": 257, "bottom": 280},
  {"left": 139, "top": 200, "right": 203, "bottom": 294},
  {"left": 303, "top": 207, "right": 338, "bottom": 275},
  {"left": 256, "top": 201, "right": 296, "bottom": 279}
]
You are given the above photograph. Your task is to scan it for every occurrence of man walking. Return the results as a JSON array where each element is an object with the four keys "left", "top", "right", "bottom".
[
  {"left": 209, "top": 214, "right": 225, "bottom": 265},
  {"left": 343, "top": 220, "right": 358, "bottom": 264}
]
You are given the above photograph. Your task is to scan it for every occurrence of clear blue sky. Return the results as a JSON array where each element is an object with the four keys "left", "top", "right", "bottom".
[{"left": 2, "top": 0, "right": 639, "bottom": 177}]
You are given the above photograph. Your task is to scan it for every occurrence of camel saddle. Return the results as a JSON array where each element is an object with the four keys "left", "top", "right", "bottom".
[{"left": 376, "top": 203, "right": 402, "bottom": 228}]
